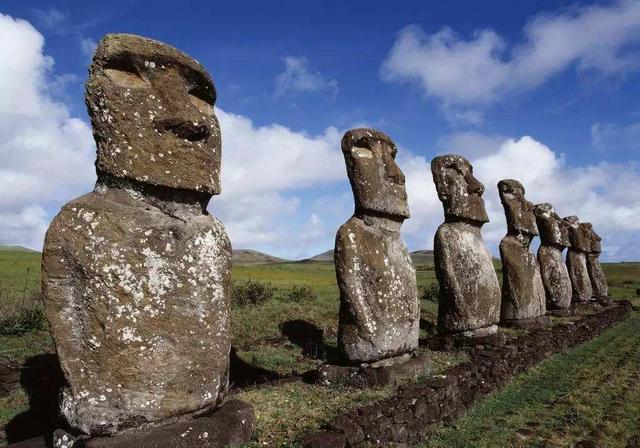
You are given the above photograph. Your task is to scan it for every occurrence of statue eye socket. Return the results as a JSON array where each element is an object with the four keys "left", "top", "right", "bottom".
[
  {"left": 104, "top": 67, "right": 149, "bottom": 88},
  {"left": 189, "top": 86, "right": 214, "bottom": 114}
]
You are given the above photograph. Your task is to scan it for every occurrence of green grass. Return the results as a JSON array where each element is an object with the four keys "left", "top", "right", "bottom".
[
  {"left": 0, "top": 251, "right": 40, "bottom": 300},
  {"left": 0, "top": 250, "right": 638, "bottom": 447},
  {"left": 418, "top": 312, "right": 640, "bottom": 448},
  {"left": 238, "top": 382, "right": 393, "bottom": 447}
]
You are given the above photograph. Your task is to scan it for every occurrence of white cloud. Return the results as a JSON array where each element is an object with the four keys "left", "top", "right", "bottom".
[
  {"left": 381, "top": 0, "right": 640, "bottom": 106},
  {"left": 214, "top": 109, "right": 346, "bottom": 257},
  {"left": 275, "top": 56, "right": 338, "bottom": 96},
  {"left": 217, "top": 110, "right": 343, "bottom": 196},
  {"left": 436, "top": 131, "right": 505, "bottom": 158},
  {"left": 0, "top": 206, "right": 50, "bottom": 250},
  {"left": 0, "top": 13, "right": 95, "bottom": 249},
  {"left": 591, "top": 121, "right": 640, "bottom": 152},
  {"left": 33, "top": 7, "right": 67, "bottom": 29},
  {"left": 400, "top": 134, "right": 640, "bottom": 261},
  {"left": 80, "top": 37, "right": 97, "bottom": 59}
]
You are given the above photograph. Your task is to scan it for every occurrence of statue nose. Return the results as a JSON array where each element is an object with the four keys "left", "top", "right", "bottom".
[
  {"left": 467, "top": 174, "right": 484, "bottom": 195},
  {"left": 386, "top": 161, "right": 405, "bottom": 185}
]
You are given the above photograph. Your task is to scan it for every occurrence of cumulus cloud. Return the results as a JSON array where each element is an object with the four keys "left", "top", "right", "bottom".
[
  {"left": 33, "top": 7, "right": 67, "bottom": 29},
  {"left": 275, "top": 56, "right": 338, "bottom": 97},
  {"left": 400, "top": 135, "right": 640, "bottom": 261},
  {"left": 381, "top": 0, "right": 640, "bottom": 106},
  {"left": 214, "top": 109, "right": 346, "bottom": 256},
  {"left": 80, "top": 37, "right": 97, "bottom": 59},
  {"left": 591, "top": 121, "right": 640, "bottom": 153},
  {"left": 217, "top": 110, "right": 343, "bottom": 195},
  {"left": 0, "top": 13, "right": 95, "bottom": 249}
]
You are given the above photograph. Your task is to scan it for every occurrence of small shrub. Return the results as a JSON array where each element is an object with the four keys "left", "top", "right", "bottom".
[
  {"left": 636, "top": 288, "right": 640, "bottom": 297},
  {"left": 230, "top": 280, "right": 276, "bottom": 307},
  {"left": 280, "top": 285, "right": 318, "bottom": 303},
  {"left": 420, "top": 282, "right": 439, "bottom": 303}
]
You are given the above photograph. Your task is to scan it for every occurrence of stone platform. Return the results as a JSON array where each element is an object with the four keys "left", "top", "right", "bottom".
[
  {"left": 302, "top": 302, "right": 632, "bottom": 447},
  {"left": 546, "top": 308, "right": 574, "bottom": 318},
  {"left": 501, "top": 315, "right": 552, "bottom": 330},
  {"left": 309, "top": 353, "right": 430, "bottom": 388},
  {"left": 572, "top": 301, "right": 603, "bottom": 314},
  {"left": 427, "top": 325, "right": 506, "bottom": 351},
  {"left": 9, "top": 400, "right": 254, "bottom": 448}
]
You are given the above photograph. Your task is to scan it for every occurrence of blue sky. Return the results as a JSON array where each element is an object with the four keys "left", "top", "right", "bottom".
[{"left": 1, "top": 0, "right": 640, "bottom": 260}]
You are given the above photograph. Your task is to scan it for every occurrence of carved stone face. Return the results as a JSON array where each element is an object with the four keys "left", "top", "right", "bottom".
[
  {"left": 583, "top": 222, "right": 602, "bottom": 254},
  {"left": 534, "top": 203, "right": 570, "bottom": 248},
  {"left": 563, "top": 216, "right": 590, "bottom": 253},
  {"left": 342, "top": 128, "right": 409, "bottom": 220},
  {"left": 431, "top": 154, "right": 488, "bottom": 224},
  {"left": 86, "top": 34, "right": 221, "bottom": 194},
  {"left": 498, "top": 179, "right": 538, "bottom": 237}
]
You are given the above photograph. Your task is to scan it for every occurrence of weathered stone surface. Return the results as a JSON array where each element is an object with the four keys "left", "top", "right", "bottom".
[
  {"left": 78, "top": 399, "right": 254, "bottom": 448},
  {"left": 564, "top": 216, "right": 593, "bottom": 303},
  {"left": 335, "top": 128, "right": 419, "bottom": 363},
  {"left": 583, "top": 223, "right": 608, "bottom": 300},
  {"left": 431, "top": 155, "right": 500, "bottom": 335},
  {"left": 42, "top": 34, "right": 232, "bottom": 436},
  {"left": 534, "top": 203, "right": 572, "bottom": 310},
  {"left": 497, "top": 180, "right": 546, "bottom": 323},
  {"left": 86, "top": 34, "right": 221, "bottom": 194},
  {"left": 312, "top": 353, "right": 430, "bottom": 388}
]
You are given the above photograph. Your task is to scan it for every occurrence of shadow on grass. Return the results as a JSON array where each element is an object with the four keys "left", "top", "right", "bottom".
[
  {"left": 5, "top": 353, "right": 68, "bottom": 447},
  {"left": 229, "top": 346, "right": 284, "bottom": 388},
  {"left": 279, "top": 319, "right": 344, "bottom": 365}
]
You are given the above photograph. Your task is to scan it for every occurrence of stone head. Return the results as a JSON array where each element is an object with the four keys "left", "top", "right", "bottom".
[
  {"left": 341, "top": 128, "right": 409, "bottom": 220},
  {"left": 497, "top": 179, "right": 538, "bottom": 237},
  {"left": 86, "top": 33, "right": 221, "bottom": 194},
  {"left": 534, "top": 203, "right": 570, "bottom": 248},
  {"left": 563, "top": 216, "right": 590, "bottom": 252},
  {"left": 431, "top": 154, "right": 488, "bottom": 224},
  {"left": 582, "top": 222, "right": 602, "bottom": 254}
]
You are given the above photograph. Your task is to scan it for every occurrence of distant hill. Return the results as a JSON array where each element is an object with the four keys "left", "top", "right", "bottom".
[
  {"left": 410, "top": 250, "right": 434, "bottom": 265},
  {"left": 0, "top": 245, "right": 39, "bottom": 253},
  {"left": 232, "top": 249, "right": 287, "bottom": 265},
  {"left": 304, "top": 249, "right": 436, "bottom": 265},
  {"left": 306, "top": 249, "right": 334, "bottom": 262}
]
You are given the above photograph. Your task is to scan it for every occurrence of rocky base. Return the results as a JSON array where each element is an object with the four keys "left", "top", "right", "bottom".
[
  {"left": 302, "top": 302, "right": 632, "bottom": 447},
  {"left": 428, "top": 325, "right": 506, "bottom": 351},
  {"left": 309, "top": 353, "right": 430, "bottom": 389},
  {"left": 546, "top": 308, "right": 574, "bottom": 318},
  {"left": 501, "top": 316, "right": 552, "bottom": 330},
  {"left": 10, "top": 400, "right": 254, "bottom": 448},
  {"left": 572, "top": 301, "right": 603, "bottom": 314}
]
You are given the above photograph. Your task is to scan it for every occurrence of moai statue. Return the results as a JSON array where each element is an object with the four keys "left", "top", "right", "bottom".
[
  {"left": 431, "top": 155, "right": 501, "bottom": 337},
  {"left": 497, "top": 180, "right": 547, "bottom": 327},
  {"left": 42, "top": 34, "right": 232, "bottom": 435},
  {"left": 534, "top": 203, "right": 572, "bottom": 312},
  {"left": 564, "top": 216, "right": 593, "bottom": 303},
  {"left": 583, "top": 223, "right": 609, "bottom": 301},
  {"left": 335, "top": 128, "right": 419, "bottom": 363}
]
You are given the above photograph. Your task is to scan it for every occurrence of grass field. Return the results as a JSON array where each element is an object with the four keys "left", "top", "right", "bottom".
[
  {"left": 0, "top": 249, "right": 638, "bottom": 446},
  {"left": 420, "top": 312, "right": 640, "bottom": 448}
]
